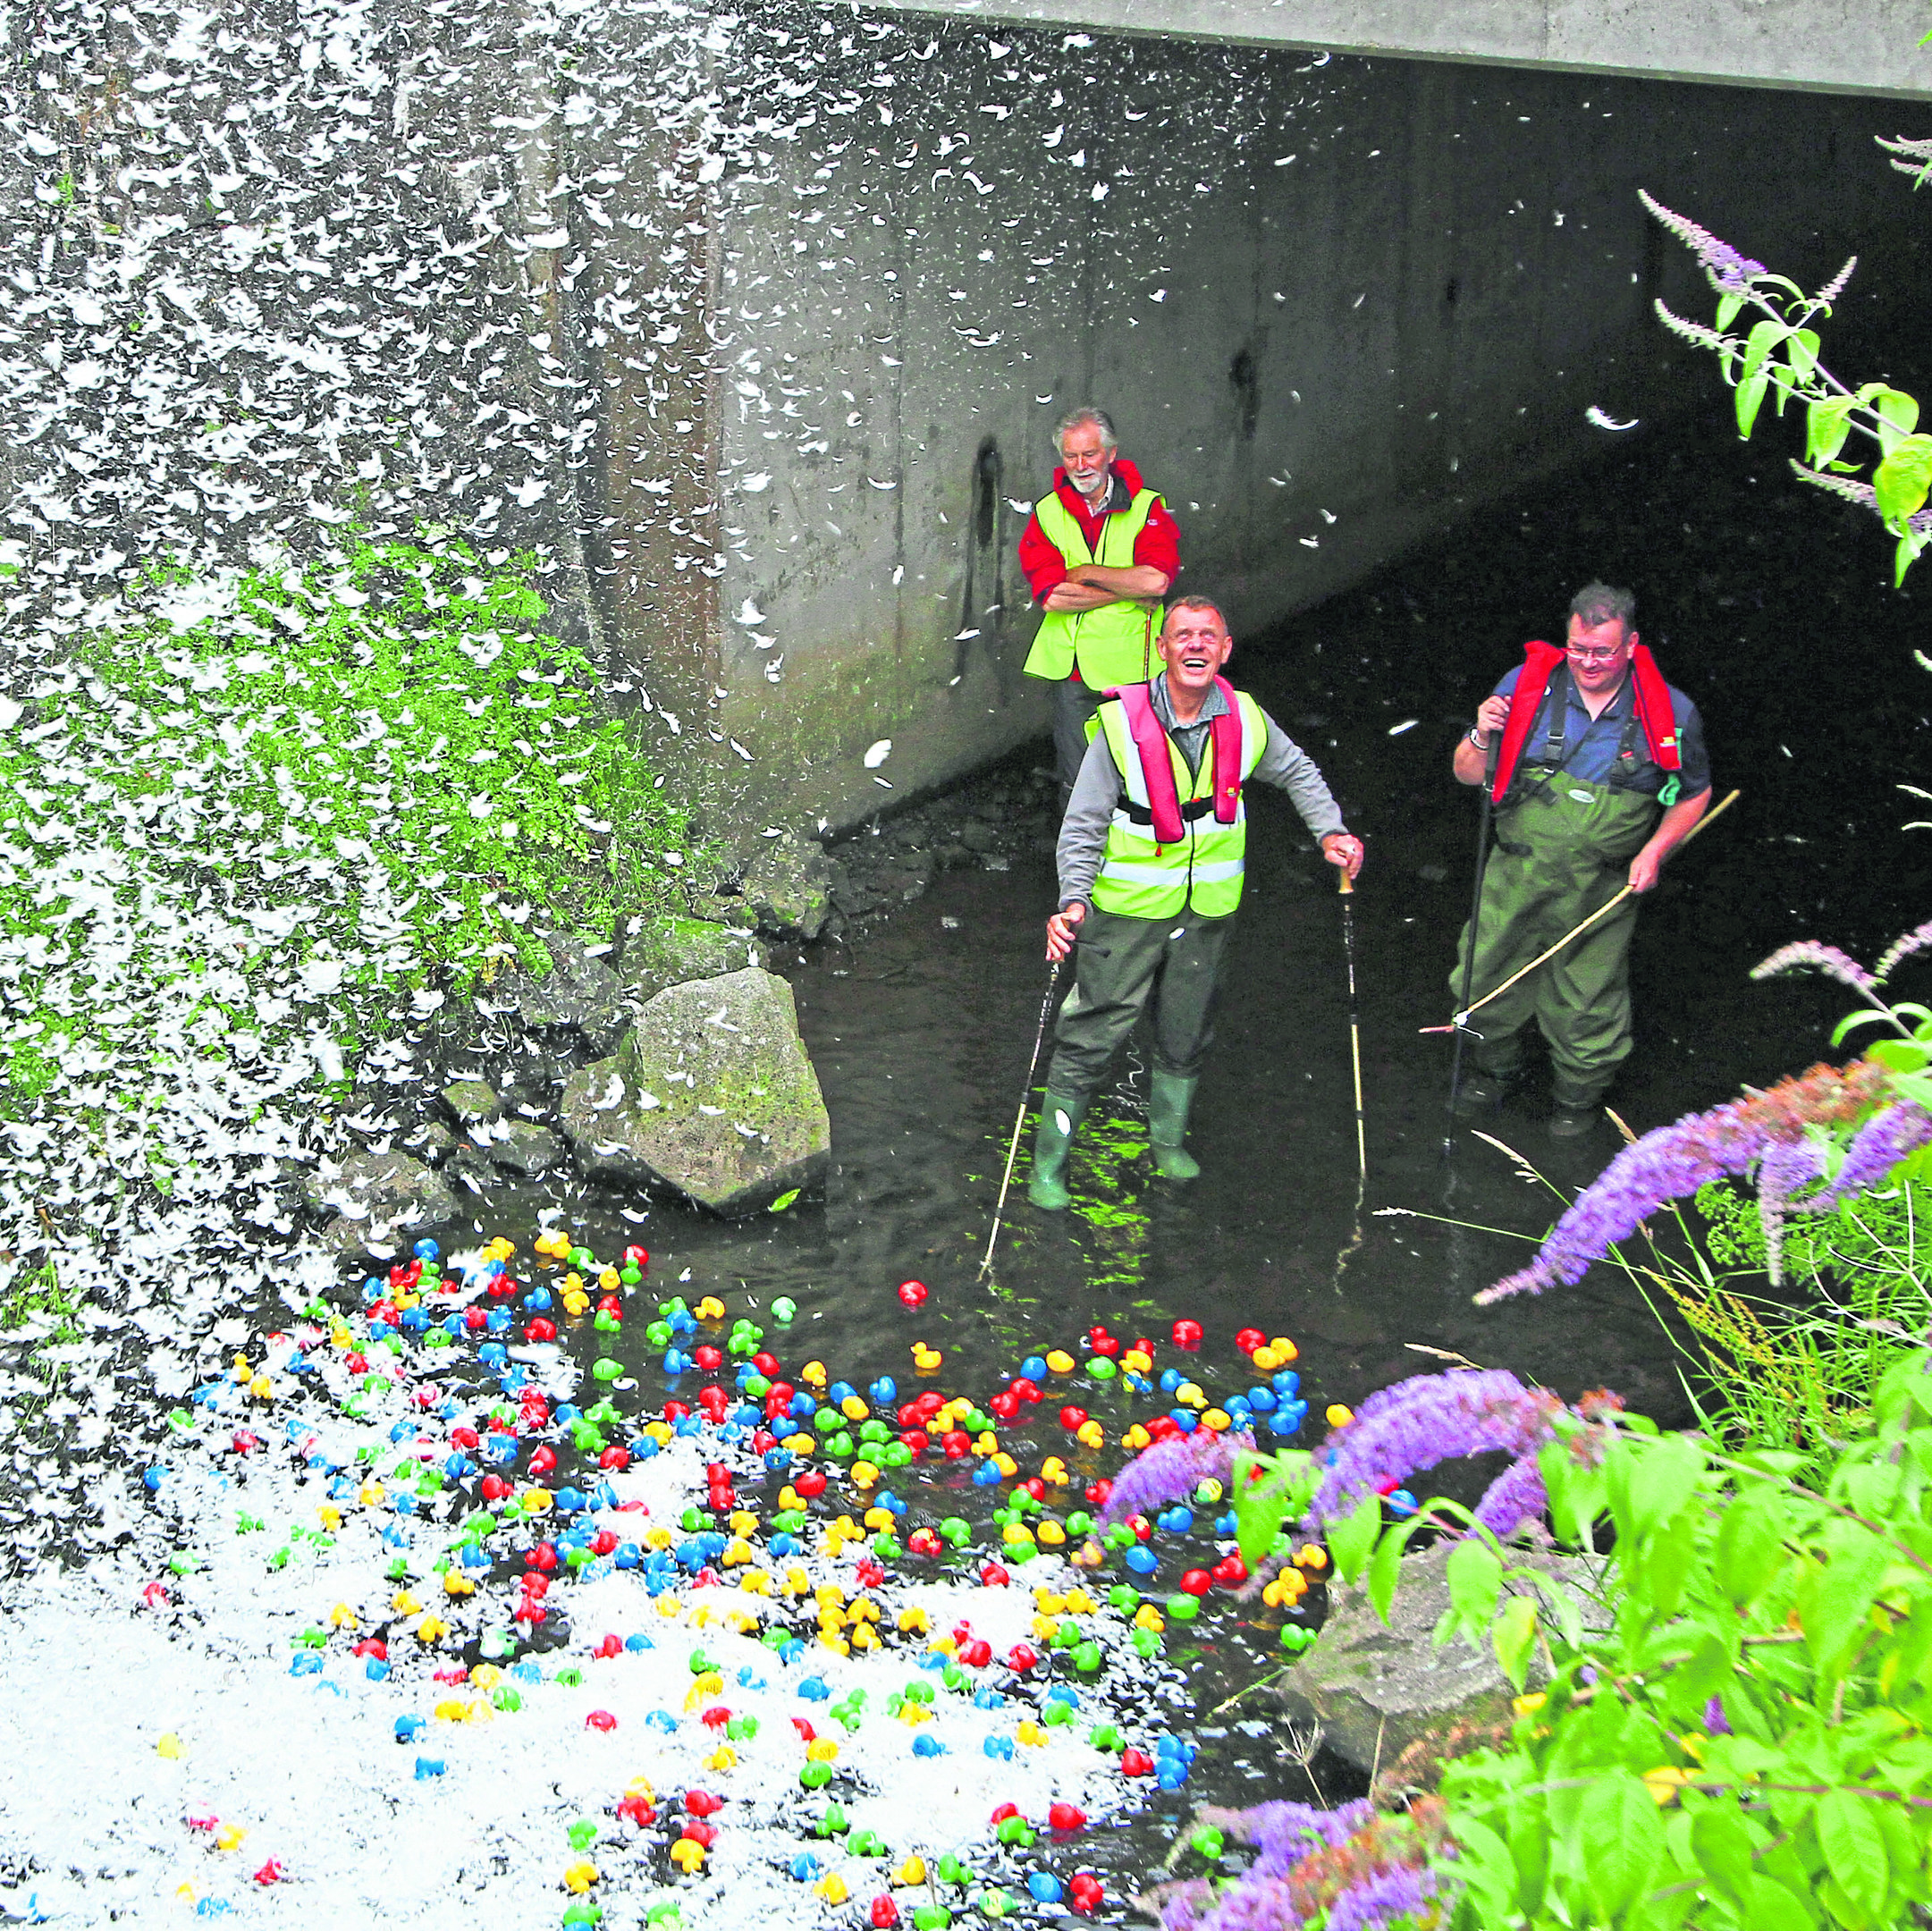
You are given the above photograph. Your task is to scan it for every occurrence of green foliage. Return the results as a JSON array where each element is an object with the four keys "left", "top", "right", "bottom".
[
  {"left": 1408, "top": 1361, "right": 1932, "bottom": 1928},
  {"left": 1675, "top": 1176, "right": 1931, "bottom": 1454},
  {"left": 0, "top": 538, "right": 689, "bottom": 1145},
  {"left": 0, "top": 1257, "right": 80, "bottom": 1343},
  {"left": 53, "top": 537, "right": 685, "bottom": 978}
]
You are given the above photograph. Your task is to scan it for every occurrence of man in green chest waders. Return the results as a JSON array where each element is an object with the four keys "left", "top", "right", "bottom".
[
  {"left": 1450, "top": 581, "right": 1713, "bottom": 1138},
  {"left": 1017, "top": 407, "right": 1182, "bottom": 792},
  {"left": 1025, "top": 597, "right": 1365, "bottom": 1210}
]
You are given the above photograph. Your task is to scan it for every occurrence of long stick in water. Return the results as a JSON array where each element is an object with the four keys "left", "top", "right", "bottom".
[
  {"left": 1331, "top": 864, "right": 1368, "bottom": 1290},
  {"left": 979, "top": 957, "right": 1065, "bottom": 1281},
  {"left": 1337, "top": 866, "right": 1365, "bottom": 1192},
  {"left": 1444, "top": 736, "right": 1501, "bottom": 1151},
  {"left": 1422, "top": 788, "right": 1741, "bottom": 1037}
]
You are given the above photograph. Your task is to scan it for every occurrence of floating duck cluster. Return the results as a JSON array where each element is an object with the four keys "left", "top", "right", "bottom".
[{"left": 139, "top": 1230, "right": 1331, "bottom": 1924}]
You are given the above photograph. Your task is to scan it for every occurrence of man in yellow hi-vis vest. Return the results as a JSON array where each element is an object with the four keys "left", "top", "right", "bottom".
[
  {"left": 1018, "top": 407, "right": 1182, "bottom": 789},
  {"left": 1026, "top": 597, "right": 1364, "bottom": 1210}
]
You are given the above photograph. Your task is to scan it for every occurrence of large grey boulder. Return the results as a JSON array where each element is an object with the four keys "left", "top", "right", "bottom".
[
  {"left": 1273, "top": 1542, "right": 1602, "bottom": 1776},
  {"left": 625, "top": 915, "right": 758, "bottom": 1003},
  {"left": 556, "top": 966, "right": 830, "bottom": 1216},
  {"left": 300, "top": 1150, "right": 459, "bottom": 1258}
]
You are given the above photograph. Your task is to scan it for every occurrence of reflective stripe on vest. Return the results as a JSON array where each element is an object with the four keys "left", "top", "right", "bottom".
[
  {"left": 1021, "top": 487, "right": 1163, "bottom": 687},
  {"left": 1090, "top": 687, "right": 1269, "bottom": 919}
]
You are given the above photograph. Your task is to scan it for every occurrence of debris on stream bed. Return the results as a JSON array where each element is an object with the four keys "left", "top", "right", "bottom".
[{"left": 0, "top": 1227, "right": 1327, "bottom": 1927}]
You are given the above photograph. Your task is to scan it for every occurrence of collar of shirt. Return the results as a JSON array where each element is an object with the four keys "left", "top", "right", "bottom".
[
  {"left": 1151, "top": 674, "right": 1228, "bottom": 731},
  {"left": 1560, "top": 668, "right": 1634, "bottom": 730}
]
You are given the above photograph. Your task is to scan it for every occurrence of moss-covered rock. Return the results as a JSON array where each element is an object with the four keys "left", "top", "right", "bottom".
[
  {"left": 556, "top": 966, "right": 829, "bottom": 1216},
  {"left": 624, "top": 916, "right": 760, "bottom": 1003}
]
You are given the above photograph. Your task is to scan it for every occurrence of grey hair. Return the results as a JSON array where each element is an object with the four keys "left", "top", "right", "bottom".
[
  {"left": 1163, "top": 594, "right": 1228, "bottom": 630},
  {"left": 1569, "top": 580, "right": 1636, "bottom": 634},
  {"left": 1054, "top": 406, "right": 1118, "bottom": 453}
]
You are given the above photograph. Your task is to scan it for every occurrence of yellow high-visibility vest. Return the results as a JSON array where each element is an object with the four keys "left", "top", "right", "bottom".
[{"left": 1022, "top": 488, "right": 1162, "bottom": 687}]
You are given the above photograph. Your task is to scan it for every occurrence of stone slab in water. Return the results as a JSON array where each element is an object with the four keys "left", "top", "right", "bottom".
[
  {"left": 1273, "top": 1542, "right": 1600, "bottom": 1776},
  {"left": 556, "top": 966, "right": 830, "bottom": 1216},
  {"left": 300, "top": 1151, "right": 460, "bottom": 1259}
]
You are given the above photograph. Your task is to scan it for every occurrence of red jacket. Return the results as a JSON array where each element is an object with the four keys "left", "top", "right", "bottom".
[{"left": 1017, "top": 456, "right": 1182, "bottom": 601}]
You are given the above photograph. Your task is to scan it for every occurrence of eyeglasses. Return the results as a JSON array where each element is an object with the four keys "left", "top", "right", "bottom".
[{"left": 1566, "top": 645, "right": 1626, "bottom": 665}]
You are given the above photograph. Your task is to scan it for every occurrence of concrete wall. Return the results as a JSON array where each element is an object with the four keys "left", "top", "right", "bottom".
[
  {"left": 663, "top": 13, "right": 1924, "bottom": 827},
  {"left": 3, "top": 0, "right": 1924, "bottom": 852}
]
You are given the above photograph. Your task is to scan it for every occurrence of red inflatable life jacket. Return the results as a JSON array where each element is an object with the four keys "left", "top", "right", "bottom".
[
  {"left": 1489, "top": 639, "right": 1683, "bottom": 806},
  {"left": 1108, "top": 678, "right": 1245, "bottom": 843}
]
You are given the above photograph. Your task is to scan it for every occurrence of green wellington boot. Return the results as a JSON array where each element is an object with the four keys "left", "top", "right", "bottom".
[
  {"left": 1026, "top": 1092, "right": 1088, "bottom": 1210},
  {"left": 1148, "top": 1069, "right": 1202, "bottom": 1181}
]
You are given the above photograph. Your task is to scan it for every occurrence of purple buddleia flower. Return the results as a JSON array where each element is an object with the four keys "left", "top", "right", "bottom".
[
  {"left": 1155, "top": 1879, "right": 1219, "bottom": 1931},
  {"left": 1324, "top": 1865, "right": 1438, "bottom": 1931},
  {"left": 1479, "top": 1060, "right": 1891, "bottom": 1304},
  {"left": 1814, "top": 255, "right": 1858, "bottom": 308},
  {"left": 1702, "top": 1694, "right": 1732, "bottom": 1737},
  {"left": 1194, "top": 1876, "right": 1309, "bottom": 1931},
  {"left": 1479, "top": 1109, "right": 1780, "bottom": 1303},
  {"left": 1098, "top": 1429, "right": 1252, "bottom": 1527},
  {"left": 1194, "top": 1800, "right": 1374, "bottom": 1875},
  {"left": 1306, "top": 1370, "right": 1560, "bottom": 1525},
  {"left": 1815, "top": 1103, "right": 1932, "bottom": 1208},
  {"left": 1751, "top": 940, "right": 1879, "bottom": 998},
  {"left": 1876, "top": 916, "right": 1932, "bottom": 984},
  {"left": 1639, "top": 190, "right": 1767, "bottom": 292},
  {"left": 1472, "top": 1450, "right": 1549, "bottom": 1539},
  {"left": 1756, "top": 1135, "right": 1827, "bottom": 1286}
]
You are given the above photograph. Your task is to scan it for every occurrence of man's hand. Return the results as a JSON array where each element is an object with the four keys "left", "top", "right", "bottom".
[
  {"left": 1453, "top": 696, "right": 1514, "bottom": 786},
  {"left": 1627, "top": 848, "right": 1663, "bottom": 894},
  {"left": 1046, "top": 901, "right": 1086, "bottom": 962},
  {"left": 1320, "top": 833, "right": 1364, "bottom": 881}
]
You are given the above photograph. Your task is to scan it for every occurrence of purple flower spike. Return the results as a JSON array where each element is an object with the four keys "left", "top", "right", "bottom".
[
  {"left": 1756, "top": 1134, "right": 1827, "bottom": 1286},
  {"left": 1096, "top": 1428, "right": 1249, "bottom": 1527},
  {"left": 1640, "top": 190, "right": 1767, "bottom": 292},
  {"left": 1307, "top": 1370, "right": 1560, "bottom": 1525},
  {"left": 1817, "top": 1103, "right": 1932, "bottom": 1209},
  {"left": 1702, "top": 1693, "right": 1733, "bottom": 1737},
  {"left": 1472, "top": 1450, "right": 1549, "bottom": 1539},
  {"left": 1478, "top": 1060, "right": 1891, "bottom": 1304},
  {"left": 1324, "top": 1865, "right": 1438, "bottom": 1931},
  {"left": 1876, "top": 916, "right": 1932, "bottom": 984},
  {"left": 1751, "top": 940, "right": 1878, "bottom": 998}
]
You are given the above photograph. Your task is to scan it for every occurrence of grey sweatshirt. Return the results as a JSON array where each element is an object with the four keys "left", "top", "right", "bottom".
[{"left": 1057, "top": 677, "right": 1347, "bottom": 909}]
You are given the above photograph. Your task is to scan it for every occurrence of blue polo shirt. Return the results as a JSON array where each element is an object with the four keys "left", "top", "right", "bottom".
[{"left": 1492, "top": 665, "right": 1710, "bottom": 799}]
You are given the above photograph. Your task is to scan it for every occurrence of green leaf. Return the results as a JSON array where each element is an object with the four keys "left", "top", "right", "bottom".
[
  {"left": 766, "top": 1188, "right": 800, "bottom": 1212},
  {"left": 1815, "top": 1787, "right": 1890, "bottom": 1918},
  {"left": 1784, "top": 328, "right": 1822, "bottom": 384},
  {"left": 1874, "top": 433, "right": 1932, "bottom": 528},
  {"left": 1737, "top": 369, "right": 1772, "bottom": 439},
  {"left": 1573, "top": 1773, "right": 1666, "bottom": 1921},
  {"left": 1445, "top": 1538, "right": 1505, "bottom": 1635},
  {"left": 1868, "top": 385, "right": 1921, "bottom": 454},
  {"left": 1492, "top": 1590, "right": 1539, "bottom": 1691},
  {"left": 1714, "top": 1489, "right": 1791, "bottom": 1606},
  {"left": 1366, "top": 1516, "right": 1429, "bottom": 1627},
  {"left": 1607, "top": 1433, "right": 1706, "bottom": 1541},
  {"left": 1235, "top": 1484, "right": 1290, "bottom": 1570},
  {"left": 1715, "top": 291, "right": 1746, "bottom": 331},
  {"left": 1325, "top": 1492, "right": 1381, "bottom": 1585},
  {"left": 1692, "top": 1806, "right": 1757, "bottom": 1909},
  {"left": 1807, "top": 394, "right": 1856, "bottom": 467},
  {"left": 1540, "top": 1438, "right": 1607, "bottom": 1546},
  {"left": 1738, "top": 317, "right": 1787, "bottom": 384},
  {"left": 1867, "top": 1038, "right": 1932, "bottom": 1075},
  {"left": 1798, "top": 1522, "right": 1890, "bottom": 1671}
]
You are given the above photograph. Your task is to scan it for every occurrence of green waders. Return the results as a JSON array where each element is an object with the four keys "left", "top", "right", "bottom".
[
  {"left": 1450, "top": 778, "right": 1659, "bottom": 1107},
  {"left": 1026, "top": 906, "right": 1228, "bottom": 1205}
]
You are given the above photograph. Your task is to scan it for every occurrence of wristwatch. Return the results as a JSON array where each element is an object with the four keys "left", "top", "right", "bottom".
[{"left": 1467, "top": 728, "right": 1489, "bottom": 749}]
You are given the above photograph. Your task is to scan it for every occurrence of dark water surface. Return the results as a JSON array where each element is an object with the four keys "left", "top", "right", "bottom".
[{"left": 449, "top": 409, "right": 1932, "bottom": 1847}]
